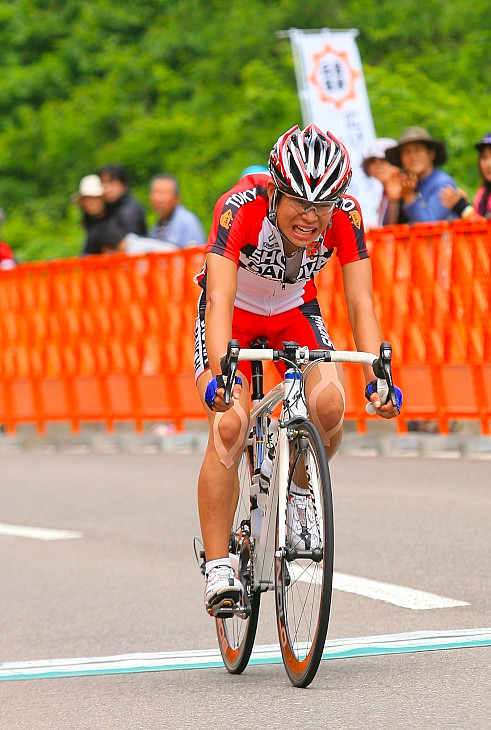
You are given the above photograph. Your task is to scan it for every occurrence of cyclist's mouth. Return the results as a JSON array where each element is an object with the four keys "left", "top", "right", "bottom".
[{"left": 293, "top": 224, "right": 317, "bottom": 238}]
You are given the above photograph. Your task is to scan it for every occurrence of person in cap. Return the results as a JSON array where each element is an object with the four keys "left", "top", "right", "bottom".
[
  {"left": 439, "top": 131, "right": 491, "bottom": 220},
  {"left": 385, "top": 127, "right": 459, "bottom": 223},
  {"left": 73, "top": 175, "right": 105, "bottom": 217},
  {"left": 72, "top": 174, "right": 109, "bottom": 256},
  {"left": 361, "top": 138, "right": 407, "bottom": 227},
  {"left": 473, "top": 132, "right": 491, "bottom": 218}
]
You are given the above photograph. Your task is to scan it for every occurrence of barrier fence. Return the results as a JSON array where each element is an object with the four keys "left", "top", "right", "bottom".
[{"left": 0, "top": 219, "right": 490, "bottom": 436}]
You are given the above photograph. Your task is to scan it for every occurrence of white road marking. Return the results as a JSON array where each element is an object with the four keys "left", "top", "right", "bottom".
[
  {"left": 333, "top": 572, "right": 469, "bottom": 609},
  {"left": 0, "top": 523, "right": 83, "bottom": 541},
  {"left": 0, "top": 628, "right": 489, "bottom": 681},
  {"left": 289, "top": 565, "right": 469, "bottom": 609}
]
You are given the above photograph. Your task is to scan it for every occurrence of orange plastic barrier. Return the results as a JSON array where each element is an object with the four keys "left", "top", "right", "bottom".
[
  {"left": 0, "top": 219, "right": 490, "bottom": 435},
  {"left": 0, "top": 249, "right": 206, "bottom": 434}
]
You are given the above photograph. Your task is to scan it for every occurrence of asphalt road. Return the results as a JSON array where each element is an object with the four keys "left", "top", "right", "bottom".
[{"left": 1, "top": 451, "right": 490, "bottom": 729}]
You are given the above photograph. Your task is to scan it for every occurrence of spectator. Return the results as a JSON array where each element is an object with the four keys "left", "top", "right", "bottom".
[
  {"left": 0, "top": 208, "right": 16, "bottom": 270},
  {"left": 474, "top": 132, "right": 491, "bottom": 218},
  {"left": 385, "top": 127, "right": 459, "bottom": 223},
  {"left": 361, "top": 138, "right": 407, "bottom": 227},
  {"left": 91, "top": 219, "right": 177, "bottom": 256},
  {"left": 439, "top": 186, "right": 480, "bottom": 221},
  {"left": 98, "top": 164, "right": 147, "bottom": 236},
  {"left": 148, "top": 173, "right": 205, "bottom": 248},
  {"left": 439, "top": 132, "right": 491, "bottom": 220},
  {"left": 72, "top": 174, "right": 108, "bottom": 255}
]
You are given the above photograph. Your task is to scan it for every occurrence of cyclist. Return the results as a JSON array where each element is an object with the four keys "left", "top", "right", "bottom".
[{"left": 194, "top": 124, "right": 402, "bottom": 615}]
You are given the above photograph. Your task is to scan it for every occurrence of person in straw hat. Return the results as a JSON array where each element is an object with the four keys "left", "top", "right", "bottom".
[{"left": 385, "top": 127, "right": 459, "bottom": 223}]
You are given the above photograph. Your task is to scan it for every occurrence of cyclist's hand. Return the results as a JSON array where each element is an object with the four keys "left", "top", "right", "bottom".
[
  {"left": 365, "top": 381, "right": 403, "bottom": 419},
  {"left": 204, "top": 375, "right": 242, "bottom": 412}
]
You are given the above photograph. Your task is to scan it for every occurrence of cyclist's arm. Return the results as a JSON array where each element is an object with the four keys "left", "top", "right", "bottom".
[
  {"left": 205, "top": 252, "right": 237, "bottom": 375},
  {"left": 342, "top": 258, "right": 382, "bottom": 367},
  {"left": 341, "top": 258, "right": 399, "bottom": 417}
]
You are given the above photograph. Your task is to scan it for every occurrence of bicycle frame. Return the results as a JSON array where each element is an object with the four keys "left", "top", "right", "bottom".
[
  {"left": 214, "top": 340, "right": 396, "bottom": 686},
  {"left": 237, "top": 346, "right": 387, "bottom": 594}
]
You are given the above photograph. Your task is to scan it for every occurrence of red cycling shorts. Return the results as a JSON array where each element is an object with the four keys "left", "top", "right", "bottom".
[{"left": 194, "top": 292, "right": 334, "bottom": 383}]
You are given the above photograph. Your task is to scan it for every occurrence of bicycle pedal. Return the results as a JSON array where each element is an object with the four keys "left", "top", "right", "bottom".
[{"left": 209, "top": 598, "right": 237, "bottom": 619}]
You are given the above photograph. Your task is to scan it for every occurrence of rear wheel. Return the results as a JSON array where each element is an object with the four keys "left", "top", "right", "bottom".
[
  {"left": 275, "top": 419, "right": 334, "bottom": 687},
  {"left": 216, "top": 445, "right": 261, "bottom": 674}
]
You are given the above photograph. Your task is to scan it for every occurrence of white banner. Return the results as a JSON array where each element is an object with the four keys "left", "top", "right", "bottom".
[{"left": 289, "top": 28, "right": 381, "bottom": 227}]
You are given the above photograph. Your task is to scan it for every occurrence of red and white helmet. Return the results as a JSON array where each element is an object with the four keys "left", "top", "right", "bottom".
[{"left": 268, "top": 124, "right": 352, "bottom": 202}]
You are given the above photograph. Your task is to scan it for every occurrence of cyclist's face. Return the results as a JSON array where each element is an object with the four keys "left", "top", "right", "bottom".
[{"left": 268, "top": 182, "right": 335, "bottom": 247}]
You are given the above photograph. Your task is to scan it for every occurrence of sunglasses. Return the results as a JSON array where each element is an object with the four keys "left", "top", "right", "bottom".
[{"left": 282, "top": 195, "right": 338, "bottom": 216}]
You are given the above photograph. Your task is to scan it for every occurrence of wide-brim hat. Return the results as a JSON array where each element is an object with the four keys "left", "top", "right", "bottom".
[
  {"left": 385, "top": 127, "right": 447, "bottom": 168},
  {"left": 474, "top": 132, "right": 491, "bottom": 152},
  {"left": 71, "top": 174, "right": 105, "bottom": 202},
  {"left": 361, "top": 137, "right": 397, "bottom": 175}
]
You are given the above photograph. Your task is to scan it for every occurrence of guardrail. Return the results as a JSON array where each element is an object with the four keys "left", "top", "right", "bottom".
[{"left": 0, "top": 219, "right": 490, "bottom": 435}]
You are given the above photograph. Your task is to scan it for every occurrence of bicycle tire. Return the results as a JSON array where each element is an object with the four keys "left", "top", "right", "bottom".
[
  {"left": 275, "top": 419, "right": 334, "bottom": 688},
  {"left": 216, "top": 445, "right": 261, "bottom": 674}
]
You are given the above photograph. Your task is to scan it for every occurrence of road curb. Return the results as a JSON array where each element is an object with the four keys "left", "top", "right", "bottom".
[{"left": 1, "top": 429, "right": 490, "bottom": 458}]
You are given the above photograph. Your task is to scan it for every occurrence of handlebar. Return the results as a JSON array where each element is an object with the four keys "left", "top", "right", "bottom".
[{"left": 219, "top": 339, "right": 398, "bottom": 410}]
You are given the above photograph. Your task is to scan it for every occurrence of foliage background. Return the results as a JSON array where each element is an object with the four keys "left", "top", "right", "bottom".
[{"left": 0, "top": 0, "right": 489, "bottom": 261}]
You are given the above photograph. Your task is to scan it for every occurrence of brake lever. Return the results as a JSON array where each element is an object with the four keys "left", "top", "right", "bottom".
[
  {"left": 371, "top": 341, "right": 398, "bottom": 409},
  {"left": 220, "top": 339, "right": 240, "bottom": 405}
]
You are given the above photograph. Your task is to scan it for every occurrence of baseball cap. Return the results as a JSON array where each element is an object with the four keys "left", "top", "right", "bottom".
[
  {"left": 475, "top": 132, "right": 491, "bottom": 152},
  {"left": 72, "top": 175, "right": 105, "bottom": 201},
  {"left": 361, "top": 138, "right": 397, "bottom": 174}
]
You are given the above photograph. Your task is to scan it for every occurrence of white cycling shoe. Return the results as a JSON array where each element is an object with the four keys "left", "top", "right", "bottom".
[
  {"left": 287, "top": 489, "right": 320, "bottom": 550},
  {"left": 204, "top": 564, "right": 243, "bottom": 615}
]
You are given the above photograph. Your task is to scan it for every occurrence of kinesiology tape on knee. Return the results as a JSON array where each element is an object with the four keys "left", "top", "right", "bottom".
[
  {"left": 308, "top": 375, "right": 345, "bottom": 445},
  {"left": 212, "top": 402, "right": 249, "bottom": 469}
]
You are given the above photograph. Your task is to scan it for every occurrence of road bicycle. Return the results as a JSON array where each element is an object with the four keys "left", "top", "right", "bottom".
[{"left": 195, "top": 338, "right": 397, "bottom": 688}]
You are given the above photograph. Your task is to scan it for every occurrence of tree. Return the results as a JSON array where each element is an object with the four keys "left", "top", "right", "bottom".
[{"left": 0, "top": 0, "right": 488, "bottom": 261}]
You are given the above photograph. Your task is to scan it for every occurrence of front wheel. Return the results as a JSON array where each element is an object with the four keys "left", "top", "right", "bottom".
[
  {"left": 216, "top": 445, "right": 261, "bottom": 674},
  {"left": 275, "top": 419, "right": 334, "bottom": 688}
]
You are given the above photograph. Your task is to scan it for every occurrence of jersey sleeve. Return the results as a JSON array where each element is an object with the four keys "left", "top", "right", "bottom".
[
  {"left": 332, "top": 196, "right": 369, "bottom": 266},
  {"left": 206, "top": 195, "right": 246, "bottom": 265}
]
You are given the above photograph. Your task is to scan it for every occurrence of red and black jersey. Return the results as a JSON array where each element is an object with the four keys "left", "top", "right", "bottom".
[{"left": 196, "top": 173, "right": 368, "bottom": 316}]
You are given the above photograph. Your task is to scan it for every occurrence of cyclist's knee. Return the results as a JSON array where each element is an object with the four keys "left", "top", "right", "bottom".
[
  {"left": 210, "top": 402, "right": 249, "bottom": 469},
  {"left": 306, "top": 364, "right": 345, "bottom": 446},
  {"left": 313, "top": 386, "right": 344, "bottom": 423},
  {"left": 215, "top": 408, "right": 243, "bottom": 446}
]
